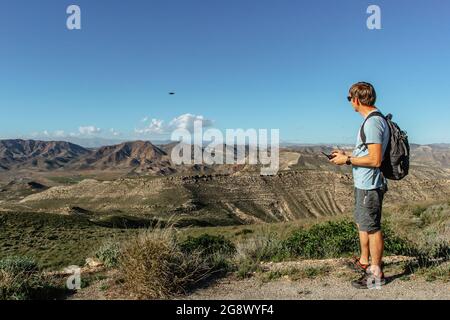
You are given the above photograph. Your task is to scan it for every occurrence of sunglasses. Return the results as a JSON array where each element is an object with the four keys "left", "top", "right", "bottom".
[{"left": 347, "top": 96, "right": 353, "bottom": 102}]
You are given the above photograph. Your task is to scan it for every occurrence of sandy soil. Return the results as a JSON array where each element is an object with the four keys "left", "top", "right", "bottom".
[
  {"left": 187, "top": 274, "right": 449, "bottom": 300},
  {"left": 187, "top": 257, "right": 449, "bottom": 300}
]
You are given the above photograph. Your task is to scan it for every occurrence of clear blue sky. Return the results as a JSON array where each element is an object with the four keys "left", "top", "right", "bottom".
[{"left": 1, "top": 0, "right": 449, "bottom": 144}]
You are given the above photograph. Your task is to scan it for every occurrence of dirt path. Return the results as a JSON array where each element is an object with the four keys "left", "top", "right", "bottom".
[
  {"left": 187, "top": 274, "right": 449, "bottom": 300},
  {"left": 187, "top": 257, "right": 450, "bottom": 300}
]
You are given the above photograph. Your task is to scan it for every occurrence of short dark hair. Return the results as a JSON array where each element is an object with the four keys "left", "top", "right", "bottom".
[{"left": 349, "top": 82, "right": 377, "bottom": 106}]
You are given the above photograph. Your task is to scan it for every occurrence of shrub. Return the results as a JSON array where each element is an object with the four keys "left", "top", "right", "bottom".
[
  {"left": 283, "top": 220, "right": 359, "bottom": 259},
  {"left": 235, "top": 233, "right": 287, "bottom": 263},
  {"left": 118, "top": 228, "right": 215, "bottom": 299},
  {"left": 233, "top": 232, "right": 287, "bottom": 279},
  {"left": 283, "top": 219, "right": 417, "bottom": 259},
  {"left": 180, "top": 234, "right": 235, "bottom": 257},
  {"left": 0, "top": 256, "right": 62, "bottom": 300},
  {"left": 95, "top": 241, "right": 121, "bottom": 268},
  {"left": 0, "top": 256, "right": 38, "bottom": 274}
]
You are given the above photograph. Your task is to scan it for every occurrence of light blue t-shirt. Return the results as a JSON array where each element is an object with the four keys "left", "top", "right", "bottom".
[{"left": 352, "top": 110, "right": 390, "bottom": 190}]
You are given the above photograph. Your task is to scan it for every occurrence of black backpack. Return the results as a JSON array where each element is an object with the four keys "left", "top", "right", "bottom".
[{"left": 360, "top": 111, "right": 410, "bottom": 180}]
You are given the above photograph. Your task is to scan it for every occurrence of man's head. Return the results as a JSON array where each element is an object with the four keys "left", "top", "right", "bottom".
[{"left": 348, "top": 82, "right": 377, "bottom": 112}]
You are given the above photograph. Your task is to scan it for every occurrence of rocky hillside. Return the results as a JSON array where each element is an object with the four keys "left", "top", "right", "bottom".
[
  {"left": 0, "top": 139, "right": 90, "bottom": 170},
  {"left": 11, "top": 165, "right": 450, "bottom": 225},
  {"left": 410, "top": 144, "right": 450, "bottom": 168},
  {"left": 69, "top": 140, "right": 174, "bottom": 174},
  {"left": 0, "top": 139, "right": 178, "bottom": 175},
  {"left": 1, "top": 139, "right": 450, "bottom": 175}
]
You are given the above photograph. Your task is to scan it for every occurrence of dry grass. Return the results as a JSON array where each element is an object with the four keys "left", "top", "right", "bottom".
[{"left": 118, "top": 227, "right": 215, "bottom": 299}]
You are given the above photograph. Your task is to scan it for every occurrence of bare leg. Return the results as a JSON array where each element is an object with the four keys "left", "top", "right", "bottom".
[
  {"left": 368, "top": 230, "right": 384, "bottom": 277},
  {"left": 358, "top": 230, "right": 370, "bottom": 265}
]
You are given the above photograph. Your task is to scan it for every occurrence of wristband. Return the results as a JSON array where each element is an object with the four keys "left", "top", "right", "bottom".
[{"left": 346, "top": 156, "right": 352, "bottom": 165}]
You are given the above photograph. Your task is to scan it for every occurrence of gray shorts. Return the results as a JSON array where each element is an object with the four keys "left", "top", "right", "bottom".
[{"left": 354, "top": 187, "right": 386, "bottom": 233}]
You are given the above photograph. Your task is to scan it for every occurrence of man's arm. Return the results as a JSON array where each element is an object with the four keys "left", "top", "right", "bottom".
[
  {"left": 349, "top": 143, "right": 382, "bottom": 167},
  {"left": 331, "top": 143, "right": 382, "bottom": 167},
  {"left": 332, "top": 116, "right": 385, "bottom": 167}
]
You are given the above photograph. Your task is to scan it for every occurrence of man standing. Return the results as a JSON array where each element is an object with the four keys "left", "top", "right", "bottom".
[{"left": 330, "top": 82, "right": 389, "bottom": 288}]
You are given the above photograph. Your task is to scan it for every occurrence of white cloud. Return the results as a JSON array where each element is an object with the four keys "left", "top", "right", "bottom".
[
  {"left": 168, "top": 113, "right": 214, "bottom": 132},
  {"left": 135, "top": 113, "right": 214, "bottom": 135},
  {"left": 78, "top": 126, "right": 102, "bottom": 136},
  {"left": 135, "top": 118, "right": 165, "bottom": 134}
]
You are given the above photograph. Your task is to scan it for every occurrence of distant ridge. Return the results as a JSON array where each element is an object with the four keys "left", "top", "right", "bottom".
[
  {"left": 0, "top": 139, "right": 90, "bottom": 170},
  {"left": 1, "top": 139, "right": 450, "bottom": 174},
  {"left": 70, "top": 140, "right": 173, "bottom": 174}
]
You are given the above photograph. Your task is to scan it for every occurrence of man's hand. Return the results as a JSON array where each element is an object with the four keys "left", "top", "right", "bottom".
[
  {"left": 330, "top": 153, "right": 348, "bottom": 165},
  {"left": 332, "top": 149, "right": 347, "bottom": 156}
]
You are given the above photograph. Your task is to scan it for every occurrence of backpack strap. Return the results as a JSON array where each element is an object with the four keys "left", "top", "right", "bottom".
[{"left": 359, "top": 111, "right": 385, "bottom": 150}]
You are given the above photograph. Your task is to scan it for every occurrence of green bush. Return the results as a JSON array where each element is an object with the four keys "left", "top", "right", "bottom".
[
  {"left": 0, "top": 256, "right": 38, "bottom": 274},
  {"left": 0, "top": 256, "right": 63, "bottom": 300},
  {"left": 95, "top": 241, "right": 121, "bottom": 268},
  {"left": 180, "top": 234, "right": 236, "bottom": 257},
  {"left": 283, "top": 220, "right": 359, "bottom": 259},
  {"left": 283, "top": 219, "right": 417, "bottom": 259}
]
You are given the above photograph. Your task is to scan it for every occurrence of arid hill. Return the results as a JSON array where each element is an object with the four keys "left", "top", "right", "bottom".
[
  {"left": 410, "top": 144, "right": 450, "bottom": 168},
  {"left": 0, "top": 139, "right": 90, "bottom": 170},
  {"left": 6, "top": 164, "right": 448, "bottom": 226},
  {"left": 68, "top": 140, "right": 174, "bottom": 174},
  {"left": 1, "top": 139, "right": 450, "bottom": 225},
  {"left": 2, "top": 139, "right": 449, "bottom": 176}
]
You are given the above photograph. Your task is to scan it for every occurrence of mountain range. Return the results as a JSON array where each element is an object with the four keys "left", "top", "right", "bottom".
[
  {"left": 1, "top": 139, "right": 450, "bottom": 175},
  {"left": 1, "top": 139, "right": 449, "bottom": 223}
]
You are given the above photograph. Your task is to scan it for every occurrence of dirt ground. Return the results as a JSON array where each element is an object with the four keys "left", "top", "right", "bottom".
[
  {"left": 69, "top": 256, "right": 449, "bottom": 300},
  {"left": 186, "top": 257, "right": 449, "bottom": 300}
]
